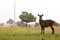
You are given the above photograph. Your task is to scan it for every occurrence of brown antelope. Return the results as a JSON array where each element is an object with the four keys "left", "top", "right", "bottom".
[{"left": 38, "top": 14, "right": 55, "bottom": 34}]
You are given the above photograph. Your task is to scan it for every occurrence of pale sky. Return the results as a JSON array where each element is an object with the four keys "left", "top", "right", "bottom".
[{"left": 0, "top": 0, "right": 60, "bottom": 23}]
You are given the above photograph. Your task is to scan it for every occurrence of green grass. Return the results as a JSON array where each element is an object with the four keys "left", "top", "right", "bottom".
[{"left": 0, "top": 27, "right": 60, "bottom": 40}]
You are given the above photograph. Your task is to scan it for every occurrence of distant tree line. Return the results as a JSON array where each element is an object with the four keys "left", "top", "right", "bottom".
[
  {"left": 34, "top": 22, "right": 59, "bottom": 27},
  {"left": 54, "top": 21, "right": 59, "bottom": 27},
  {"left": 1, "top": 11, "right": 59, "bottom": 27}
]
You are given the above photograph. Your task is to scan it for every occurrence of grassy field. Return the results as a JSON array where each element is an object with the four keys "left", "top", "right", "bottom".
[{"left": 0, "top": 27, "right": 60, "bottom": 40}]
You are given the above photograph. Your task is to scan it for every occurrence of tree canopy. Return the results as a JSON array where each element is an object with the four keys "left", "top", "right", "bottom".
[
  {"left": 7, "top": 19, "right": 14, "bottom": 27},
  {"left": 19, "top": 11, "right": 36, "bottom": 26}
]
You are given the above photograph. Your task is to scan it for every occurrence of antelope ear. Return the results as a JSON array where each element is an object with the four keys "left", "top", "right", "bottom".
[{"left": 38, "top": 14, "right": 39, "bottom": 16}]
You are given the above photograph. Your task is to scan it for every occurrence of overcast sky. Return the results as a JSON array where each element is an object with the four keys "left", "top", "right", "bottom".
[{"left": 0, "top": 0, "right": 60, "bottom": 23}]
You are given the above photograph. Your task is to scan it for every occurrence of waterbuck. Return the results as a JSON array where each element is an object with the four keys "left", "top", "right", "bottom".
[{"left": 38, "top": 14, "right": 55, "bottom": 34}]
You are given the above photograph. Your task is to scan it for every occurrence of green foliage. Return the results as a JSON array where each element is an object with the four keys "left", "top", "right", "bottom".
[
  {"left": 19, "top": 11, "right": 36, "bottom": 26},
  {"left": 16, "top": 21, "right": 25, "bottom": 27},
  {"left": 7, "top": 19, "right": 14, "bottom": 24},
  {"left": 16, "top": 21, "right": 21, "bottom": 26},
  {"left": 7, "top": 19, "right": 14, "bottom": 27},
  {"left": 54, "top": 21, "right": 59, "bottom": 27}
]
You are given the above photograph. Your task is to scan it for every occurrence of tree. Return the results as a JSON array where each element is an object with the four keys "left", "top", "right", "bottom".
[
  {"left": 35, "top": 22, "right": 39, "bottom": 27},
  {"left": 54, "top": 21, "right": 59, "bottom": 27},
  {"left": 16, "top": 21, "right": 21, "bottom": 26},
  {"left": 0, "top": 23, "right": 4, "bottom": 26},
  {"left": 7, "top": 19, "right": 14, "bottom": 27},
  {"left": 19, "top": 11, "right": 36, "bottom": 27},
  {"left": 16, "top": 21, "right": 25, "bottom": 27}
]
